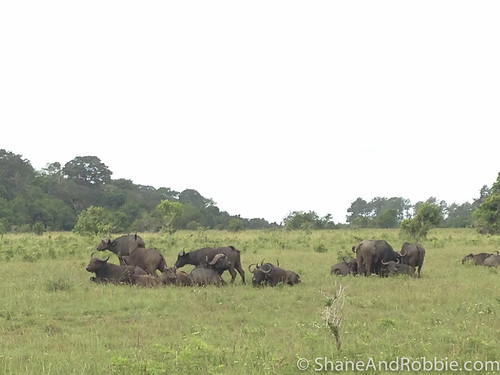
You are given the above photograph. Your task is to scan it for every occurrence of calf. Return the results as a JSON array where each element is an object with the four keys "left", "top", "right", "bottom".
[
  {"left": 161, "top": 267, "right": 193, "bottom": 286},
  {"left": 134, "top": 275, "right": 162, "bottom": 287}
]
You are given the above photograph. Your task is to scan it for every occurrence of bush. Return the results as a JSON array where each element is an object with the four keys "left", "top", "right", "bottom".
[{"left": 73, "top": 206, "right": 115, "bottom": 236}]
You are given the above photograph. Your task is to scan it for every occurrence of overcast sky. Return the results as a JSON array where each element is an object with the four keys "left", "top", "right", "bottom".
[{"left": 1, "top": 1, "right": 499, "bottom": 224}]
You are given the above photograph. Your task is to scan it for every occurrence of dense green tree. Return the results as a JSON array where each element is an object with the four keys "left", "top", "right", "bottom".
[
  {"left": 73, "top": 206, "right": 115, "bottom": 235},
  {"left": 63, "top": 156, "right": 112, "bottom": 185},
  {"left": 283, "top": 211, "right": 335, "bottom": 230},
  {"left": 346, "top": 197, "right": 410, "bottom": 228},
  {"left": 0, "top": 149, "right": 35, "bottom": 200},
  {"left": 156, "top": 200, "right": 183, "bottom": 233},
  {"left": 473, "top": 172, "right": 500, "bottom": 234},
  {"left": 400, "top": 202, "right": 443, "bottom": 239},
  {"left": 443, "top": 202, "right": 473, "bottom": 228}
]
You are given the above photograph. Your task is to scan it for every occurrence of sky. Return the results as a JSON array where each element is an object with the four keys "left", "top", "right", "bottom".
[{"left": 1, "top": 1, "right": 499, "bottom": 224}]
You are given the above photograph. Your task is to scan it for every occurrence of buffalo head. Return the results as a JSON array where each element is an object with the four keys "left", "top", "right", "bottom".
[
  {"left": 86, "top": 252, "right": 111, "bottom": 272},
  {"left": 96, "top": 238, "right": 112, "bottom": 251},
  {"left": 174, "top": 250, "right": 189, "bottom": 269}
]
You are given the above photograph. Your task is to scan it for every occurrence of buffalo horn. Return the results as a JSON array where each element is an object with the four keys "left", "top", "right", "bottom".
[
  {"left": 209, "top": 253, "right": 225, "bottom": 265},
  {"left": 90, "top": 251, "right": 97, "bottom": 258},
  {"left": 261, "top": 263, "right": 272, "bottom": 274},
  {"left": 399, "top": 249, "right": 407, "bottom": 257},
  {"left": 381, "top": 258, "right": 389, "bottom": 265},
  {"left": 248, "top": 263, "right": 257, "bottom": 272},
  {"left": 276, "top": 259, "right": 280, "bottom": 267}
]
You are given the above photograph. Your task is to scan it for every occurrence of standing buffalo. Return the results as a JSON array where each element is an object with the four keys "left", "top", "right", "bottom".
[
  {"left": 483, "top": 254, "right": 500, "bottom": 267},
  {"left": 352, "top": 240, "right": 400, "bottom": 276},
  {"left": 399, "top": 242, "right": 425, "bottom": 278},
  {"left": 96, "top": 234, "right": 145, "bottom": 265},
  {"left": 248, "top": 260, "right": 300, "bottom": 287},
  {"left": 121, "top": 247, "right": 168, "bottom": 276},
  {"left": 175, "top": 246, "right": 245, "bottom": 283},
  {"left": 330, "top": 258, "right": 358, "bottom": 276},
  {"left": 380, "top": 259, "right": 415, "bottom": 277},
  {"left": 86, "top": 252, "right": 147, "bottom": 284},
  {"left": 461, "top": 252, "right": 495, "bottom": 265}
]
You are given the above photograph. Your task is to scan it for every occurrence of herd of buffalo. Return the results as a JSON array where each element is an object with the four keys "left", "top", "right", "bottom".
[{"left": 85, "top": 234, "right": 500, "bottom": 287}]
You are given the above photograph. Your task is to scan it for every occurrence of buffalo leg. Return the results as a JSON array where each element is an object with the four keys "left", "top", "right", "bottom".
[
  {"left": 234, "top": 261, "right": 246, "bottom": 283},
  {"left": 227, "top": 266, "right": 237, "bottom": 283}
]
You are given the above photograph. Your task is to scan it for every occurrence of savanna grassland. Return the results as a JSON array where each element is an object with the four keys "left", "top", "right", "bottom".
[{"left": 0, "top": 229, "right": 499, "bottom": 374}]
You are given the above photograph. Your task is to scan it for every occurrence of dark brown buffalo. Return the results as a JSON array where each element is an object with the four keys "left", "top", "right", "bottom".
[
  {"left": 461, "top": 252, "right": 495, "bottom": 265},
  {"left": 121, "top": 247, "right": 168, "bottom": 276},
  {"left": 175, "top": 246, "right": 245, "bottom": 283},
  {"left": 248, "top": 260, "right": 300, "bottom": 287},
  {"left": 96, "top": 234, "right": 145, "bottom": 265},
  {"left": 189, "top": 266, "right": 224, "bottom": 286},
  {"left": 352, "top": 240, "right": 400, "bottom": 276},
  {"left": 380, "top": 259, "right": 415, "bottom": 277},
  {"left": 86, "top": 252, "right": 147, "bottom": 283},
  {"left": 330, "top": 258, "right": 358, "bottom": 276},
  {"left": 483, "top": 254, "right": 500, "bottom": 267},
  {"left": 399, "top": 242, "right": 426, "bottom": 278}
]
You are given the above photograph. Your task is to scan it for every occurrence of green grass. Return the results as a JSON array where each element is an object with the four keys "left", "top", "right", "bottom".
[{"left": 0, "top": 229, "right": 499, "bottom": 374}]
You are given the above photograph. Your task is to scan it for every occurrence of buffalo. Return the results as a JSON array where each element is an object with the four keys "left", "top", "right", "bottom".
[
  {"left": 248, "top": 260, "right": 300, "bottom": 287},
  {"left": 121, "top": 247, "right": 168, "bottom": 276},
  {"left": 461, "top": 252, "right": 495, "bottom": 265},
  {"left": 96, "top": 234, "right": 145, "bottom": 265},
  {"left": 483, "top": 254, "right": 500, "bottom": 267},
  {"left": 175, "top": 246, "right": 245, "bottom": 283},
  {"left": 352, "top": 239, "right": 400, "bottom": 276},
  {"left": 399, "top": 242, "right": 425, "bottom": 278},
  {"left": 186, "top": 254, "right": 229, "bottom": 286},
  {"left": 86, "top": 252, "right": 147, "bottom": 284},
  {"left": 380, "top": 259, "right": 415, "bottom": 277},
  {"left": 330, "top": 258, "right": 358, "bottom": 276}
]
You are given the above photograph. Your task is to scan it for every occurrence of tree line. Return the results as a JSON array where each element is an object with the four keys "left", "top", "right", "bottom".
[{"left": 1, "top": 149, "right": 499, "bottom": 235}]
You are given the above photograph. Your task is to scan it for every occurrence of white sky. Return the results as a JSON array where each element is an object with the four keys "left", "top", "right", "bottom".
[{"left": 1, "top": 1, "right": 499, "bottom": 224}]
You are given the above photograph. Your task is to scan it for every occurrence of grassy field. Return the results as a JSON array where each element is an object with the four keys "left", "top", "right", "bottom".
[{"left": 0, "top": 229, "right": 499, "bottom": 374}]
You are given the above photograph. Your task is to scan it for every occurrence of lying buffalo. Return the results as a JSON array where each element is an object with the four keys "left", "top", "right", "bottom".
[
  {"left": 248, "top": 260, "right": 300, "bottom": 287},
  {"left": 121, "top": 247, "right": 168, "bottom": 276},
  {"left": 175, "top": 246, "right": 245, "bottom": 283},
  {"left": 380, "top": 259, "right": 415, "bottom": 277},
  {"left": 96, "top": 234, "right": 145, "bottom": 265},
  {"left": 188, "top": 254, "right": 229, "bottom": 286},
  {"left": 86, "top": 252, "right": 147, "bottom": 284},
  {"left": 352, "top": 239, "right": 400, "bottom": 276},
  {"left": 461, "top": 252, "right": 496, "bottom": 265},
  {"left": 483, "top": 254, "right": 500, "bottom": 267},
  {"left": 330, "top": 258, "right": 357, "bottom": 276},
  {"left": 399, "top": 242, "right": 425, "bottom": 278}
]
